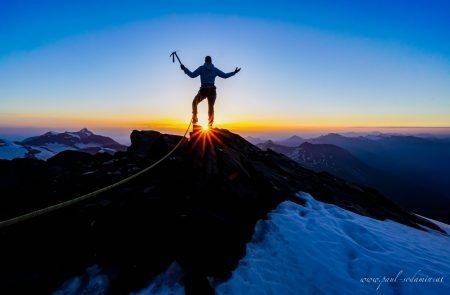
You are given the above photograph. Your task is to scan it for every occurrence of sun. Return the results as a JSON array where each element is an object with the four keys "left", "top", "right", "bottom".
[{"left": 198, "top": 117, "right": 209, "bottom": 129}]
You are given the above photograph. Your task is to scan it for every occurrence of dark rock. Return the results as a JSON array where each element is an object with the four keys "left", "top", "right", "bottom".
[{"left": 128, "top": 130, "right": 183, "bottom": 159}]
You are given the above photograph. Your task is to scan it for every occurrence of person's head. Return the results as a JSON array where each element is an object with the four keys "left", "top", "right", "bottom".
[{"left": 205, "top": 56, "right": 212, "bottom": 64}]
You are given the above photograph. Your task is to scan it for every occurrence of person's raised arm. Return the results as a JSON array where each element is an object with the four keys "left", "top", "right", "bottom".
[
  {"left": 181, "top": 64, "right": 201, "bottom": 78},
  {"left": 216, "top": 67, "right": 241, "bottom": 79}
]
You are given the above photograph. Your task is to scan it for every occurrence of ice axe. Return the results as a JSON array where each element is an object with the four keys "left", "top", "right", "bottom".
[{"left": 170, "top": 51, "right": 182, "bottom": 65}]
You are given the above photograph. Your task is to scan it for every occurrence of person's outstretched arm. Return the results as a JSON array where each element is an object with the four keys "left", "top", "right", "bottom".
[
  {"left": 216, "top": 67, "right": 241, "bottom": 79},
  {"left": 181, "top": 64, "right": 201, "bottom": 78}
]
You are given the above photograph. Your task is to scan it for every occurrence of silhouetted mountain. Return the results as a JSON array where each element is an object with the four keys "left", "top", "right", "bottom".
[
  {"left": 254, "top": 136, "right": 305, "bottom": 147},
  {"left": 257, "top": 140, "right": 294, "bottom": 155},
  {"left": 244, "top": 136, "right": 267, "bottom": 145},
  {"left": 258, "top": 140, "right": 382, "bottom": 188},
  {"left": 310, "top": 133, "right": 376, "bottom": 158},
  {"left": 0, "top": 129, "right": 126, "bottom": 160},
  {"left": 0, "top": 128, "right": 442, "bottom": 294},
  {"left": 275, "top": 135, "right": 305, "bottom": 147}
]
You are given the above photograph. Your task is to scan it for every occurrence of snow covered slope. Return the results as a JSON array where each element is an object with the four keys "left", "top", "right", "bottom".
[
  {"left": 0, "top": 129, "right": 126, "bottom": 160},
  {"left": 0, "top": 139, "right": 29, "bottom": 160},
  {"left": 216, "top": 192, "right": 450, "bottom": 295}
]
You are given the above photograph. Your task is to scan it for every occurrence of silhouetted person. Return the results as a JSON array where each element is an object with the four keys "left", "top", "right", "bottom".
[{"left": 181, "top": 56, "right": 240, "bottom": 128}]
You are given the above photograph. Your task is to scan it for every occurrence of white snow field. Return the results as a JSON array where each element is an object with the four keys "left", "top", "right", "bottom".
[
  {"left": 216, "top": 192, "right": 450, "bottom": 295},
  {"left": 131, "top": 263, "right": 185, "bottom": 295}
]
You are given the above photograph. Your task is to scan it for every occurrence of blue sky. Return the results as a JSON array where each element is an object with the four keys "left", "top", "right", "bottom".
[{"left": 1, "top": 0, "right": 449, "bottom": 139}]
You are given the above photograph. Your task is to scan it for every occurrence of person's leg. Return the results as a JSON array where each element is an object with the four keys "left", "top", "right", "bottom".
[
  {"left": 192, "top": 89, "right": 204, "bottom": 124},
  {"left": 207, "top": 88, "right": 217, "bottom": 127}
]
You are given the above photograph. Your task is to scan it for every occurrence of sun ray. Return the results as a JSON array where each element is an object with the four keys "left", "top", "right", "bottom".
[{"left": 188, "top": 125, "right": 226, "bottom": 156}]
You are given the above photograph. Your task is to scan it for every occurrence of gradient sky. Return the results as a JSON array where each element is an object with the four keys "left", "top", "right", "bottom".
[{"left": 1, "top": 0, "right": 450, "bottom": 139}]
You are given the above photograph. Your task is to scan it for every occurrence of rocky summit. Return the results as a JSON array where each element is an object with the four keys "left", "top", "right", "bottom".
[{"left": 0, "top": 128, "right": 443, "bottom": 294}]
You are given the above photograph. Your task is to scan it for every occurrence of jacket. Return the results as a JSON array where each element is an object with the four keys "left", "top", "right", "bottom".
[{"left": 183, "top": 63, "right": 235, "bottom": 86}]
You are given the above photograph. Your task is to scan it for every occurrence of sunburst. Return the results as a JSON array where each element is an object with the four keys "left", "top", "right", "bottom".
[{"left": 189, "top": 125, "right": 225, "bottom": 155}]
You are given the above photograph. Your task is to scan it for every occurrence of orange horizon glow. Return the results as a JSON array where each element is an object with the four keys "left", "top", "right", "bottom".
[
  {"left": 2, "top": 109, "right": 450, "bottom": 139},
  {"left": 1, "top": 114, "right": 450, "bottom": 127},
  {"left": 2, "top": 114, "right": 450, "bottom": 138},
  {"left": 2, "top": 111, "right": 450, "bottom": 129}
]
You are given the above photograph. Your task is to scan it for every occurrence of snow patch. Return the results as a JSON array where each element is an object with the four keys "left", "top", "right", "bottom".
[
  {"left": 131, "top": 262, "right": 185, "bottom": 295},
  {"left": 65, "top": 132, "right": 81, "bottom": 140},
  {"left": 418, "top": 214, "right": 450, "bottom": 235},
  {"left": 0, "top": 140, "right": 28, "bottom": 159},
  {"left": 76, "top": 143, "right": 103, "bottom": 149},
  {"left": 53, "top": 263, "right": 185, "bottom": 295},
  {"left": 216, "top": 192, "right": 450, "bottom": 295},
  {"left": 31, "top": 147, "right": 55, "bottom": 160},
  {"left": 52, "top": 265, "right": 109, "bottom": 295},
  {"left": 45, "top": 143, "right": 77, "bottom": 153}
]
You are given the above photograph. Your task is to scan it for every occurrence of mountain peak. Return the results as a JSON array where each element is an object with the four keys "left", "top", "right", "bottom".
[
  {"left": 288, "top": 135, "right": 303, "bottom": 140},
  {"left": 5, "top": 128, "right": 125, "bottom": 160},
  {"left": 78, "top": 128, "right": 94, "bottom": 136},
  {"left": 274, "top": 135, "right": 305, "bottom": 147},
  {"left": 324, "top": 132, "right": 345, "bottom": 138}
]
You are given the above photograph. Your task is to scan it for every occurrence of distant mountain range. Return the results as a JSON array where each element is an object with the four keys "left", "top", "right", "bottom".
[
  {"left": 273, "top": 135, "right": 305, "bottom": 147},
  {"left": 0, "top": 128, "right": 126, "bottom": 160},
  {"left": 257, "top": 140, "right": 378, "bottom": 186},
  {"left": 246, "top": 135, "right": 304, "bottom": 147},
  {"left": 256, "top": 133, "right": 450, "bottom": 223}
]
